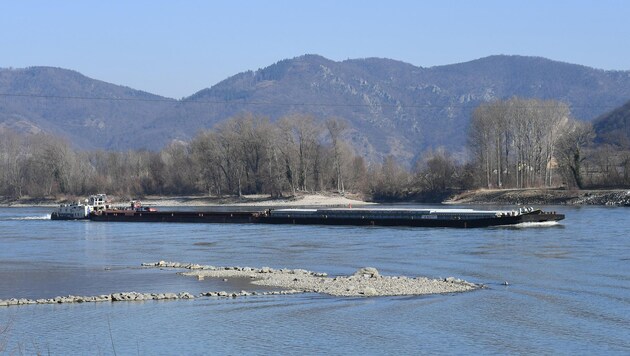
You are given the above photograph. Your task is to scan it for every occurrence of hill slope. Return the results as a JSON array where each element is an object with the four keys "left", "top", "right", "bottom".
[
  {"left": 2, "top": 55, "right": 630, "bottom": 160},
  {"left": 0, "top": 67, "right": 174, "bottom": 149},
  {"left": 593, "top": 98, "right": 630, "bottom": 147}
]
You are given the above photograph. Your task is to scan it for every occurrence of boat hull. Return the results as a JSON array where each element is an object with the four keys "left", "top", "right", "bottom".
[
  {"left": 87, "top": 209, "right": 564, "bottom": 228},
  {"left": 89, "top": 210, "right": 259, "bottom": 224},
  {"left": 50, "top": 212, "right": 89, "bottom": 221}
]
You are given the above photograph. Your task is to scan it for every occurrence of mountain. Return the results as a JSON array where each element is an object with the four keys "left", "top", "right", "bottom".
[
  {"left": 593, "top": 98, "right": 630, "bottom": 148},
  {"left": 3, "top": 55, "right": 630, "bottom": 160},
  {"left": 0, "top": 66, "right": 174, "bottom": 149}
]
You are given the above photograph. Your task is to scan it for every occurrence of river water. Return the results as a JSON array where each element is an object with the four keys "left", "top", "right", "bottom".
[{"left": 0, "top": 205, "right": 628, "bottom": 354}]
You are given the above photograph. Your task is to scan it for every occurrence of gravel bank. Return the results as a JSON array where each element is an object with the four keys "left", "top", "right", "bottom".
[
  {"left": 0, "top": 262, "right": 479, "bottom": 307},
  {"left": 150, "top": 261, "right": 479, "bottom": 297}
]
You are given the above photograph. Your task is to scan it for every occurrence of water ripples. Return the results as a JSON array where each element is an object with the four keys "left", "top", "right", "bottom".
[{"left": 0, "top": 205, "right": 629, "bottom": 354}]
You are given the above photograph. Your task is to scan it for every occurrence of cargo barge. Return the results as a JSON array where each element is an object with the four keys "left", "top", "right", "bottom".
[{"left": 52, "top": 195, "right": 564, "bottom": 228}]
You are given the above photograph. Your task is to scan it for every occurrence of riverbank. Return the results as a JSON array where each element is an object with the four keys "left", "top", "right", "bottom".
[
  {"left": 140, "top": 192, "right": 373, "bottom": 207},
  {"left": 4, "top": 189, "right": 630, "bottom": 208},
  {"left": 446, "top": 188, "right": 630, "bottom": 206},
  {"left": 0, "top": 192, "right": 373, "bottom": 208}
]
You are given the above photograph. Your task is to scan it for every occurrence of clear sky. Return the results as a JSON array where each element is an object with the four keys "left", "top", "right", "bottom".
[{"left": 1, "top": 0, "right": 628, "bottom": 98}]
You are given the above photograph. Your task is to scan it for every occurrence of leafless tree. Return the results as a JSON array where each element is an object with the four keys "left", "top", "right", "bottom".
[
  {"left": 325, "top": 117, "right": 348, "bottom": 194},
  {"left": 415, "top": 148, "right": 459, "bottom": 192},
  {"left": 469, "top": 98, "right": 574, "bottom": 189},
  {"left": 556, "top": 120, "right": 594, "bottom": 188}
]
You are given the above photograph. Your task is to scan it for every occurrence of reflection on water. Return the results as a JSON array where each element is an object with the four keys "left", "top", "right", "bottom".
[{"left": 0, "top": 205, "right": 629, "bottom": 354}]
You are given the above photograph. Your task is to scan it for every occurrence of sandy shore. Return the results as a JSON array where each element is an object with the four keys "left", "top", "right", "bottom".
[
  {"left": 134, "top": 193, "right": 373, "bottom": 208},
  {"left": 0, "top": 193, "right": 373, "bottom": 208}
]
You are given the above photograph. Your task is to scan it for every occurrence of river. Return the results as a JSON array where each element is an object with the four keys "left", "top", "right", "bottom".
[{"left": 0, "top": 205, "right": 628, "bottom": 354}]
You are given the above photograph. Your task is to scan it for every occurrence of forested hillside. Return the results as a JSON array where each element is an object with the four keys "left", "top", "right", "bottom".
[
  {"left": 3, "top": 55, "right": 630, "bottom": 162},
  {"left": 593, "top": 98, "right": 630, "bottom": 147}
]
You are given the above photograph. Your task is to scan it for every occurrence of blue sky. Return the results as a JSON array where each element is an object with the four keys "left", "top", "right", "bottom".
[{"left": 1, "top": 0, "right": 628, "bottom": 98}]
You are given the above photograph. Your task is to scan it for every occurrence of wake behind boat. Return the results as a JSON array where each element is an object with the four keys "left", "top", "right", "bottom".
[{"left": 51, "top": 194, "right": 564, "bottom": 228}]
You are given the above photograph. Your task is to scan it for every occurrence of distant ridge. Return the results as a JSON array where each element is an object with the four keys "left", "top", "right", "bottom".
[
  {"left": 593, "top": 98, "right": 630, "bottom": 147},
  {"left": 2, "top": 55, "right": 630, "bottom": 161},
  {"left": 0, "top": 66, "right": 174, "bottom": 149}
]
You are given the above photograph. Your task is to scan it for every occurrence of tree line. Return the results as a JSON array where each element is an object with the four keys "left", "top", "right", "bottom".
[
  {"left": 465, "top": 97, "right": 630, "bottom": 189},
  {"left": 0, "top": 114, "right": 377, "bottom": 200},
  {"left": 467, "top": 97, "right": 594, "bottom": 189},
  {"left": 1, "top": 98, "right": 628, "bottom": 202}
]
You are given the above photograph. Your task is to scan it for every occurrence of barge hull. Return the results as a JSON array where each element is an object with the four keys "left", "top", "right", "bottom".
[
  {"left": 89, "top": 211, "right": 259, "bottom": 224},
  {"left": 88, "top": 209, "right": 564, "bottom": 228},
  {"left": 261, "top": 214, "right": 563, "bottom": 228}
]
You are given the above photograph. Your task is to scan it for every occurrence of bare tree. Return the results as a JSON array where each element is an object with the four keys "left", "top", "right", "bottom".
[
  {"left": 325, "top": 117, "right": 348, "bottom": 194},
  {"left": 556, "top": 121, "right": 594, "bottom": 188},
  {"left": 276, "top": 116, "right": 299, "bottom": 195},
  {"left": 279, "top": 114, "right": 320, "bottom": 192},
  {"left": 0, "top": 130, "right": 27, "bottom": 198},
  {"left": 415, "top": 148, "right": 459, "bottom": 192},
  {"left": 469, "top": 98, "right": 574, "bottom": 189}
]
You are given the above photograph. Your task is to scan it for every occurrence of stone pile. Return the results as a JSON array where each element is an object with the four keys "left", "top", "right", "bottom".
[
  {"left": 0, "top": 289, "right": 311, "bottom": 308},
  {"left": 143, "top": 260, "right": 329, "bottom": 277},
  {"left": 572, "top": 190, "right": 630, "bottom": 206},
  {"left": 164, "top": 262, "right": 480, "bottom": 297},
  {"left": 0, "top": 291, "right": 196, "bottom": 307},
  {"left": 1, "top": 262, "right": 480, "bottom": 308}
]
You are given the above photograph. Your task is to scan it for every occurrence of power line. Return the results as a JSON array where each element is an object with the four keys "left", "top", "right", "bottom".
[{"left": 0, "top": 92, "right": 623, "bottom": 110}]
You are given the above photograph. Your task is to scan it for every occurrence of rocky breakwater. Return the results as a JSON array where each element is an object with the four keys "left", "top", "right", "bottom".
[
  {"left": 147, "top": 261, "right": 480, "bottom": 297},
  {"left": 0, "top": 289, "right": 309, "bottom": 308},
  {"left": 571, "top": 190, "right": 630, "bottom": 206},
  {"left": 447, "top": 188, "right": 630, "bottom": 206},
  {"left": 0, "top": 292, "right": 195, "bottom": 307}
]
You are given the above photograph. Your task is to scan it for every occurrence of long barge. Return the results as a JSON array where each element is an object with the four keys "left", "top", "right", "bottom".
[{"left": 51, "top": 195, "right": 564, "bottom": 228}]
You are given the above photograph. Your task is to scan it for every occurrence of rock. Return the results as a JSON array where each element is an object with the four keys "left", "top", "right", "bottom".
[
  {"left": 353, "top": 267, "right": 380, "bottom": 278},
  {"left": 362, "top": 287, "right": 378, "bottom": 296}
]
